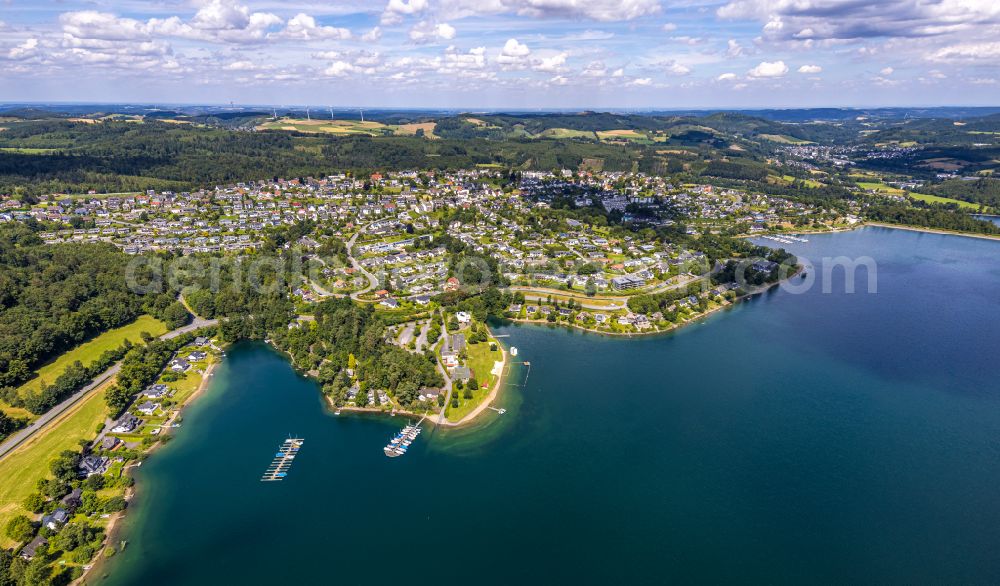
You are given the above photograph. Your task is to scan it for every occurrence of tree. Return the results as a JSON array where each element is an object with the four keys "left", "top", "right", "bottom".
[
  {"left": 105, "top": 384, "right": 132, "bottom": 414},
  {"left": 4, "top": 515, "right": 34, "bottom": 543},
  {"left": 585, "top": 278, "right": 597, "bottom": 297},
  {"left": 22, "top": 493, "right": 45, "bottom": 514},
  {"left": 467, "top": 377, "right": 479, "bottom": 391}
]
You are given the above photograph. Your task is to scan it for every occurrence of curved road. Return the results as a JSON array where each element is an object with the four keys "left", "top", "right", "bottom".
[
  {"left": 346, "top": 223, "right": 381, "bottom": 300},
  {"left": 0, "top": 317, "right": 217, "bottom": 460}
]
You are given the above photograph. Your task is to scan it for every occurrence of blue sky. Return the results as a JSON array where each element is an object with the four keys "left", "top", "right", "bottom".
[{"left": 1, "top": 0, "right": 998, "bottom": 108}]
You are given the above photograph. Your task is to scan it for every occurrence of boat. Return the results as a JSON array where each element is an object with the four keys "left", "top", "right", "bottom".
[{"left": 510, "top": 346, "right": 518, "bottom": 356}]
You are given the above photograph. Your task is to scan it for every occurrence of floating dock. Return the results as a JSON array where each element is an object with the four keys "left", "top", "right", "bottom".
[
  {"left": 261, "top": 438, "right": 304, "bottom": 481},
  {"left": 384, "top": 422, "right": 422, "bottom": 458}
]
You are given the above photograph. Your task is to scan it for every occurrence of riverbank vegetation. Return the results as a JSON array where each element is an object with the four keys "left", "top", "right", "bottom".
[{"left": 866, "top": 203, "right": 1000, "bottom": 235}]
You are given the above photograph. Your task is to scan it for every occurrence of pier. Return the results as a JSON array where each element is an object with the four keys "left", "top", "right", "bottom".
[
  {"left": 384, "top": 419, "right": 423, "bottom": 458},
  {"left": 261, "top": 438, "right": 304, "bottom": 481}
]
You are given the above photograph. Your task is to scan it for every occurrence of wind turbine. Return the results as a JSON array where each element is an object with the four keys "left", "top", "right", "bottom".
[
  {"left": 359, "top": 108, "right": 365, "bottom": 123},
  {"left": 329, "top": 107, "right": 334, "bottom": 120},
  {"left": 306, "top": 107, "right": 311, "bottom": 121}
]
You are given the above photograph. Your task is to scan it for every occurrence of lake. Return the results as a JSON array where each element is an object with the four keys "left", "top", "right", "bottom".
[{"left": 100, "top": 226, "right": 1000, "bottom": 584}]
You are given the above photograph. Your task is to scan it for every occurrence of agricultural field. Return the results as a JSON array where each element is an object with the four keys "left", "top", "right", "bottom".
[
  {"left": 258, "top": 118, "right": 437, "bottom": 138},
  {"left": 0, "top": 382, "right": 111, "bottom": 548},
  {"left": 596, "top": 129, "right": 648, "bottom": 142},
  {"left": 539, "top": 128, "right": 597, "bottom": 140},
  {"left": 759, "top": 134, "right": 814, "bottom": 145}
]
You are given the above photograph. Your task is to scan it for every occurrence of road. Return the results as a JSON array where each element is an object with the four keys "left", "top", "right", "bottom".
[
  {"left": 414, "top": 320, "right": 430, "bottom": 353},
  {"left": 0, "top": 316, "right": 218, "bottom": 461},
  {"left": 508, "top": 270, "right": 716, "bottom": 311},
  {"left": 397, "top": 323, "right": 416, "bottom": 347},
  {"left": 346, "top": 223, "right": 381, "bottom": 299}
]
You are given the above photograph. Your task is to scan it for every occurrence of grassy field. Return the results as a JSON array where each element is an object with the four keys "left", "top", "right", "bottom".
[
  {"left": 906, "top": 192, "right": 981, "bottom": 210},
  {"left": 13, "top": 315, "right": 167, "bottom": 401},
  {"left": 0, "top": 381, "right": 110, "bottom": 549},
  {"left": 759, "top": 134, "right": 814, "bottom": 145},
  {"left": 858, "top": 181, "right": 980, "bottom": 210},
  {"left": 0, "top": 147, "right": 58, "bottom": 154},
  {"left": 445, "top": 334, "right": 502, "bottom": 422},
  {"left": 539, "top": 128, "right": 597, "bottom": 140},
  {"left": 780, "top": 175, "right": 824, "bottom": 188}
]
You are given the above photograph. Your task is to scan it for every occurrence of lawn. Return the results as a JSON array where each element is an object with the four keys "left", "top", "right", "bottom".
[
  {"left": 858, "top": 181, "right": 980, "bottom": 210},
  {"left": 446, "top": 332, "right": 502, "bottom": 422},
  {"left": 0, "top": 382, "right": 110, "bottom": 549},
  {"left": 10, "top": 315, "right": 167, "bottom": 403},
  {"left": 907, "top": 192, "right": 981, "bottom": 210}
]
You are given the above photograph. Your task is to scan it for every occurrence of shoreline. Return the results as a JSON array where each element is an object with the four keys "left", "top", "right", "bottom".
[
  {"left": 864, "top": 222, "right": 1000, "bottom": 241},
  {"left": 76, "top": 358, "right": 220, "bottom": 585},
  {"left": 501, "top": 265, "right": 803, "bottom": 340},
  {"left": 323, "top": 339, "right": 511, "bottom": 429},
  {"left": 436, "top": 340, "right": 509, "bottom": 428}
]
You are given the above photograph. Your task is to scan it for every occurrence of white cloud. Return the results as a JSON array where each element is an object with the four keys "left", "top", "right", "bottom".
[
  {"left": 409, "top": 21, "right": 456, "bottom": 43},
  {"left": 497, "top": 37, "right": 531, "bottom": 69},
  {"left": 726, "top": 39, "right": 746, "bottom": 57},
  {"left": 59, "top": 1, "right": 286, "bottom": 45},
  {"left": 382, "top": 0, "right": 428, "bottom": 25},
  {"left": 880, "top": 66, "right": 894, "bottom": 75},
  {"left": 630, "top": 77, "right": 653, "bottom": 86},
  {"left": 717, "top": 72, "right": 738, "bottom": 81},
  {"left": 274, "top": 13, "right": 350, "bottom": 41},
  {"left": 439, "top": 0, "right": 660, "bottom": 22},
  {"left": 225, "top": 60, "right": 257, "bottom": 71},
  {"left": 611, "top": 68, "right": 624, "bottom": 77},
  {"left": 927, "top": 42, "right": 1000, "bottom": 62},
  {"left": 324, "top": 60, "right": 356, "bottom": 77},
  {"left": 747, "top": 60, "right": 788, "bottom": 78},
  {"left": 534, "top": 52, "right": 568, "bottom": 72},
  {"left": 798, "top": 64, "right": 822, "bottom": 74},
  {"left": 665, "top": 61, "right": 691, "bottom": 76},
  {"left": 7, "top": 38, "right": 39, "bottom": 61},
  {"left": 361, "top": 27, "right": 382, "bottom": 42},
  {"left": 662, "top": 22, "right": 677, "bottom": 32},
  {"left": 581, "top": 60, "right": 608, "bottom": 77},
  {"left": 501, "top": 38, "right": 530, "bottom": 57}
]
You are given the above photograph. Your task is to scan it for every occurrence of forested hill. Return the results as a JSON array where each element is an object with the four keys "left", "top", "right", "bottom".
[
  {"left": 0, "top": 224, "right": 184, "bottom": 389},
  {"left": 0, "top": 119, "right": 664, "bottom": 197}
]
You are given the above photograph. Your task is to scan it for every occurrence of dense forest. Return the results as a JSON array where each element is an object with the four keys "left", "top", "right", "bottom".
[
  {"left": 270, "top": 297, "right": 442, "bottom": 408},
  {"left": 0, "top": 120, "right": 652, "bottom": 197},
  {"left": 0, "top": 224, "right": 187, "bottom": 391}
]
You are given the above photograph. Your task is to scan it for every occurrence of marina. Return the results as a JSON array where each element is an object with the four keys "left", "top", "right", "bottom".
[
  {"left": 384, "top": 422, "right": 422, "bottom": 457},
  {"left": 261, "top": 438, "right": 304, "bottom": 481},
  {"left": 761, "top": 234, "right": 809, "bottom": 244}
]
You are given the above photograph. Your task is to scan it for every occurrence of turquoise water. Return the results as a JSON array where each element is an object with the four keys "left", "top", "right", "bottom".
[{"left": 101, "top": 226, "right": 1000, "bottom": 584}]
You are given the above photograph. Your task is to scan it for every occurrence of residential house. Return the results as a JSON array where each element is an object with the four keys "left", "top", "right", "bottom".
[
  {"left": 111, "top": 413, "right": 140, "bottom": 433},
  {"left": 78, "top": 455, "right": 109, "bottom": 477}
]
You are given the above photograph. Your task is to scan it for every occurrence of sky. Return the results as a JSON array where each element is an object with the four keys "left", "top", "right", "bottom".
[{"left": 0, "top": 0, "right": 999, "bottom": 109}]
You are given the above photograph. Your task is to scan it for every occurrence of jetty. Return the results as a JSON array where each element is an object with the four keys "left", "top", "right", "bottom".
[
  {"left": 384, "top": 420, "right": 423, "bottom": 458},
  {"left": 261, "top": 437, "right": 304, "bottom": 481}
]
